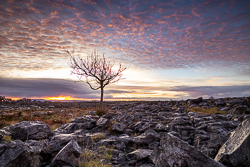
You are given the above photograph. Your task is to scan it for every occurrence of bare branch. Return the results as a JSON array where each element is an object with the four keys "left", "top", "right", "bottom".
[{"left": 68, "top": 50, "right": 128, "bottom": 103}]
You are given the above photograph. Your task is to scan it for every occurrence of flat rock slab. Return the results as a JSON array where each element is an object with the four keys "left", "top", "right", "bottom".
[
  {"left": 112, "top": 123, "right": 126, "bottom": 133},
  {"left": 51, "top": 140, "right": 82, "bottom": 167},
  {"left": 49, "top": 134, "right": 92, "bottom": 152},
  {"left": 133, "top": 129, "right": 160, "bottom": 145},
  {"left": 127, "top": 149, "right": 153, "bottom": 161},
  {"left": 150, "top": 132, "right": 225, "bottom": 167},
  {"left": 2, "top": 121, "right": 51, "bottom": 141},
  {"left": 214, "top": 117, "right": 250, "bottom": 166},
  {"left": 0, "top": 140, "right": 41, "bottom": 167}
]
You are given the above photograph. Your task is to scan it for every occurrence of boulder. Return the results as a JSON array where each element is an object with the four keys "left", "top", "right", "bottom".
[
  {"left": 2, "top": 121, "right": 51, "bottom": 141},
  {"left": 49, "top": 134, "right": 92, "bottom": 152},
  {"left": 187, "top": 97, "right": 203, "bottom": 105},
  {"left": 51, "top": 140, "right": 82, "bottom": 167},
  {"left": 229, "top": 105, "right": 249, "bottom": 115},
  {"left": 116, "top": 134, "right": 133, "bottom": 145},
  {"left": 0, "top": 140, "right": 42, "bottom": 167},
  {"left": 56, "top": 115, "right": 96, "bottom": 133},
  {"left": 150, "top": 133, "right": 225, "bottom": 167},
  {"left": 214, "top": 117, "right": 250, "bottom": 167},
  {"left": 112, "top": 123, "right": 126, "bottom": 133},
  {"left": 117, "top": 114, "right": 135, "bottom": 125},
  {"left": 138, "top": 164, "right": 155, "bottom": 167},
  {"left": 115, "top": 142, "right": 126, "bottom": 150},
  {"left": 96, "top": 117, "right": 109, "bottom": 127},
  {"left": 133, "top": 129, "right": 160, "bottom": 145},
  {"left": 70, "top": 115, "right": 96, "bottom": 125},
  {"left": 98, "top": 136, "right": 117, "bottom": 146},
  {"left": 127, "top": 149, "right": 153, "bottom": 162}
]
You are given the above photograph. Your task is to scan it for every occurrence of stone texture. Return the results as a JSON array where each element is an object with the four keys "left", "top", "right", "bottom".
[
  {"left": 49, "top": 133, "right": 92, "bottom": 152},
  {"left": 2, "top": 121, "right": 51, "bottom": 141},
  {"left": 1, "top": 97, "right": 250, "bottom": 167},
  {"left": 127, "top": 149, "right": 153, "bottom": 161},
  {"left": 150, "top": 133, "right": 225, "bottom": 167},
  {"left": 112, "top": 123, "right": 126, "bottom": 133},
  {"left": 214, "top": 117, "right": 250, "bottom": 167},
  {"left": 133, "top": 129, "right": 160, "bottom": 145},
  {"left": 96, "top": 117, "right": 109, "bottom": 127},
  {"left": 0, "top": 140, "right": 42, "bottom": 167},
  {"left": 51, "top": 140, "right": 82, "bottom": 167}
]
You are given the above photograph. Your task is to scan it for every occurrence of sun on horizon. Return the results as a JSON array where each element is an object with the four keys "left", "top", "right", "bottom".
[{"left": 43, "top": 96, "right": 82, "bottom": 101}]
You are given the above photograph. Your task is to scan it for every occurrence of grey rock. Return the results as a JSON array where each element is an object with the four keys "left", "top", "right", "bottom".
[
  {"left": 133, "top": 129, "right": 160, "bottom": 145},
  {"left": 214, "top": 117, "right": 250, "bottom": 167},
  {"left": 127, "top": 149, "right": 153, "bottom": 161},
  {"left": 154, "top": 123, "right": 167, "bottom": 131},
  {"left": 51, "top": 140, "right": 81, "bottom": 167},
  {"left": 229, "top": 105, "right": 249, "bottom": 115},
  {"left": 115, "top": 142, "right": 126, "bottom": 150},
  {"left": 2, "top": 121, "right": 51, "bottom": 141},
  {"left": 102, "top": 113, "right": 117, "bottom": 119},
  {"left": 49, "top": 134, "right": 92, "bottom": 152},
  {"left": 25, "top": 139, "right": 51, "bottom": 153},
  {"left": 87, "top": 111, "right": 96, "bottom": 115},
  {"left": 0, "top": 140, "right": 42, "bottom": 167},
  {"left": 150, "top": 132, "right": 225, "bottom": 167},
  {"left": 148, "top": 141, "right": 159, "bottom": 150},
  {"left": 216, "top": 100, "right": 225, "bottom": 106},
  {"left": 188, "top": 97, "right": 203, "bottom": 105},
  {"left": 133, "top": 121, "right": 146, "bottom": 132},
  {"left": 117, "top": 114, "right": 135, "bottom": 125},
  {"left": 138, "top": 164, "right": 155, "bottom": 167},
  {"left": 57, "top": 115, "right": 96, "bottom": 131},
  {"left": 116, "top": 134, "right": 133, "bottom": 144},
  {"left": 56, "top": 122, "right": 93, "bottom": 133},
  {"left": 99, "top": 136, "right": 117, "bottom": 146},
  {"left": 112, "top": 123, "right": 126, "bottom": 133},
  {"left": 96, "top": 117, "right": 109, "bottom": 127},
  {"left": 140, "top": 122, "right": 157, "bottom": 132}
]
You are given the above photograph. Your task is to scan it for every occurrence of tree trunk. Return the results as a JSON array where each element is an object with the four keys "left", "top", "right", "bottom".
[{"left": 100, "top": 82, "right": 104, "bottom": 108}]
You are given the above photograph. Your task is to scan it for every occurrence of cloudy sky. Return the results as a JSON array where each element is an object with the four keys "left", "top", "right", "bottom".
[{"left": 0, "top": 0, "right": 250, "bottom": 101}]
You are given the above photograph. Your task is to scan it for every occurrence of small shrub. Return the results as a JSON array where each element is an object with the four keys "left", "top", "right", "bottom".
[
  {"left": 243, "top": 97, "right": 249, "bottom": 105},
  {"left": 96, "top": 107, "right": 109, "bottom": 117}
]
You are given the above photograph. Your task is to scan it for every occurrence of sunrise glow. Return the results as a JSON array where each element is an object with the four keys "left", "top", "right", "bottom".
[{"left": 44, "top": 96, "right": 81, "bottom": 101}]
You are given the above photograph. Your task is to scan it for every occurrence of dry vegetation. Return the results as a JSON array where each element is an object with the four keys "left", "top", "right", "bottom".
[
  {"left": 78, "top": 148, "right": 111, "bottom": 167},
  {"left": 0, "top": 106, "right": 108, "bottom": 129},
  {"left": 188, "top": 107, "right": 227, "bottom": 115}
]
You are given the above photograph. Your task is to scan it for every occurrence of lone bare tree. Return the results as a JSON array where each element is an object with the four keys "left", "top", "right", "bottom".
[{"left": 67, "top": 50, "right": 127, "bottom": 106}]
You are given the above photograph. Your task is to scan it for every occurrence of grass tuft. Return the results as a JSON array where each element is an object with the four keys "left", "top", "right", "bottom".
[
  {"left": 91, "top": 134, "right": 106, "bottom": 142},
  {"left": 3, "top": 135, "right": 12, "bottom": 143},
  {"left": 77, "top": 149, "right": 110, "bottom": 167},
  {"left": 96, "top": 107, "right": 109, "bottom": 117}
]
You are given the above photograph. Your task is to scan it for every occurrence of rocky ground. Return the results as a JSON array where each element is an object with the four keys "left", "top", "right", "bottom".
[{"left": 0, "top": 97, "right": 250, "bottom": 167}]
